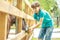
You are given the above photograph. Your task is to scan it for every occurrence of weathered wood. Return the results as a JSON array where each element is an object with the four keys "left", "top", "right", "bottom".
[
  {"left": 17, "top": 0, "right": 22, "bottom": 10},
  {"left": 28, "top": 8, "right": 36, "bottom": 27},
  {"left": 24, "top": 3, "right": 30, "bottom": 27},
  {"left": 24, "top": 0, "right": 36, "bottom": 27},
  {"left": 28, "top": 8, "right": 33, "bottom": 27},
  {"left": 6, "top": 0, "right": 13, "bottom": 5},
  {"left": 6, "top": 0, "right": 15, "bottom": 38},
  {"left": 10, "top": 23, "right": 40, "bottom": 40},
  {"left": 17, "top": 18, "right": 22, "bottom": 33},
  {"left": 0, "top": 1, "right": 36, "bottom": 40},
  {"left": 24, "top": 0, "right": 33, "bottom": 12},
  {"left": 24, "top": 0, "right": 36, "bottom": 40},
  {"left": 16, "top": 0, "right": 23, "bottom": 33},
  {"left": 0, "top": 1, "right": 34, "bottom": 20},
  {"left": 24, "top": 3, "right": 29, "bottom": 14},
  {"left": 11, "top": 30, "right": 28, "bottom": 40},
  {"left": 0, "top": 12, "right": 8, "bottom": 40}
]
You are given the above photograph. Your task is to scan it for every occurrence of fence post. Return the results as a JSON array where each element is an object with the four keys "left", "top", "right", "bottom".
[
  {"left": 16, "top": 0, "right": 22, "bottom": 33},
  {"left": 0, "top": 12, "right": 8, "bottom": 40}
]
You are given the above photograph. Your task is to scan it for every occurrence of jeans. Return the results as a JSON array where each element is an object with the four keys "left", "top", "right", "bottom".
[{"left": 38, "top": 27, "right": 53, "bottom": 40}]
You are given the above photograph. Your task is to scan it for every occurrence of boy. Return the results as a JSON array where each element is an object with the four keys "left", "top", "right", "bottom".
[{"left": 31, "top": 1, "right": 54, "bottom": 40}]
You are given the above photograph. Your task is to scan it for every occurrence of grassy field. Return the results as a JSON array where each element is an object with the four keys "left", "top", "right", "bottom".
[{"left": 32, "top": 37, "right": 60, "bottom": 40}]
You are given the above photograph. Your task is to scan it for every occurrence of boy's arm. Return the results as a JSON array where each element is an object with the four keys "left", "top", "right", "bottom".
[{"left": 29, "top": 18, "right": 43, "bottom": 30}]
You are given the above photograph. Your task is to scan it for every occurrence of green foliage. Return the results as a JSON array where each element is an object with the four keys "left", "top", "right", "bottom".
[
  {"left": 29, "top": 0, "right": 34, "bottom": 3},
  {"left": 32, "top": 37, "right": 60, "bottom": 40},
  {"left": 54, "top": 9, "right": 59, "bottom": 17},
  {"left": 29, "top": 0, "right": 60, "bottom": 18},
  {"left": 52, "top": 1, "right": 60, "bottom": 17},
  {"left": 29, "top": 0, "right": 56, "bottom": 13}
]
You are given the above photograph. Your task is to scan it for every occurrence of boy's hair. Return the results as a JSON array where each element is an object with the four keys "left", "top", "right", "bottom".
[{"left": 31, "top": 1, "right": 40, "bottom": 9}]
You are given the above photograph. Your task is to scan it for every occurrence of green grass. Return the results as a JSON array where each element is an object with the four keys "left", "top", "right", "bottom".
[
  {"left": 32, "top": 37, "right": 60, "bottom": 40},
  {"left": 52, "top": 38, "right": 60, "bottom": 40},
  {"left": 54, "top": 25, "right": 60, "bottom": 28},
  {"left": 32, "top": 37, "right": 37, "bottom": 40}
]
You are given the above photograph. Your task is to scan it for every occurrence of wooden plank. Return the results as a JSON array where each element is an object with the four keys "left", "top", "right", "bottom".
[
  {"left": 17, "top": 0, "right": 22, "bottom": 10},
  {"left": 28, "top": 8, "right": 36, "bottom": 27},
  {"left": 24, "top": 0, "right": 34, "bottom": 16},
  {"left": 24, "top": 2, "right": 33, "bottom": 39},
  {"left": 24, "top": 0, "right": 36, "bottom": 27},
  {"left": 11, "top": 30, "right": 28, "bottom": 40},
  {"left": 28, "top": 8, "right": 32, "bottom": 27},
  {"left": 16, "top": 0, "right": 22, "bottom": 33},
  {"left": 0, "top": 1, "right": 34, "bottom": 20},
  {"left": 24, "top": 3, "right": 29, "bottom": 14},
  {"left": 29, "top": 7, "right": 34, "bottom": 16},
  {"left": 0, "top": 12, "right": 8, "bottom": 40},
  {"left": 6, "top": 0, "right": 13, "bottom": 5},
  {"left": 24, "top": 0, "right": 33, "bottom": 12},
  {"left": 17, "top": 18, "right": 22, "bottom": 33},
  {"left": 24, "top": 1, "right": 37, "bottom": 39},
  {"left": 24, "top": 3, "right": 30, "bottom": 27}
]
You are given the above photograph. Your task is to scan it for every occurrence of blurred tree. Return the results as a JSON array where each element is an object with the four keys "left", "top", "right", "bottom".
[
  {"left": 29, "top": 0, "right": 55, "bottom": 12},
  {"left": 50, "top": 0, "right": 60, "bottom": 27}
]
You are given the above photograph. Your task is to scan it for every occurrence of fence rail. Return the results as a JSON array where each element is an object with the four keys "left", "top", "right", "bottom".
[{"left": 0, "top": 0, "right": 39, "bottom": 40}]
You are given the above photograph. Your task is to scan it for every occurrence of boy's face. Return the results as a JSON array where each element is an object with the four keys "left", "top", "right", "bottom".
[{"left": 33, "top": 7, "right": 40, "bottom": 14}]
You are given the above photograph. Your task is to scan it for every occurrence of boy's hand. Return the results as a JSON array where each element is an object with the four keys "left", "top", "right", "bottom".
[{"left": 28, "top": 28, "right": 34, "bottom": 33}]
